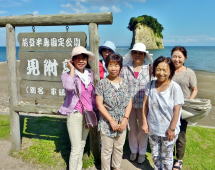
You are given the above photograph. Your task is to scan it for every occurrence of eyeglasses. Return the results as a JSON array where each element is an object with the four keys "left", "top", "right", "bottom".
[{"left": 131, "top": 50, "right": 145, "bottom": 55}]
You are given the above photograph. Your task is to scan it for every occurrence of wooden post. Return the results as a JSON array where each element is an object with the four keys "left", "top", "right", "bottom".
[
  {"left": 88, "top": 23, "right": 100, "bottom": 162},
  {"left": 6, "top": 24, "right": 21, "bottom": 151},
  {"left": 88, "top": 23, "right": 100, "bottom": 83}
]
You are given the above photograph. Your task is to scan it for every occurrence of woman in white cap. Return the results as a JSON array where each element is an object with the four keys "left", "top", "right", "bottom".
[
  {"left": 99, "top": 41, "right": 116, "bottom": 79},
  {"left": 121, "top": 42, "right": 153, "bottom": 163},
  {"left": 58, "top": 46, "right": 96, "bottom": 170}
]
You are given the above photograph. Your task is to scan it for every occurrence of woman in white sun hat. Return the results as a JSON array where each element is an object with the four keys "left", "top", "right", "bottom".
[
  {"left": 121, "top": 42, "right": 153, "bottom": 164},
  {"left": 58, "top": 46, "right": 96, "bottom": 170}
]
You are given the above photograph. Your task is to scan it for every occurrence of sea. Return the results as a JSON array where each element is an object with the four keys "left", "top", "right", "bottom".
[{"left": 0, "top": 46, "right": 215, "bottom": 73}]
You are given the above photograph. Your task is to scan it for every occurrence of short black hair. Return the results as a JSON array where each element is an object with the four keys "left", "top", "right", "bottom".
[
  {"left": 152, "top": 56, "right": 175, "bottom": 80},
  {"left": 171, "top": 46, "right": 188, "bottom": 58},
  {"left": 105, "top": 53, "right": 123, "bottom": 70}
]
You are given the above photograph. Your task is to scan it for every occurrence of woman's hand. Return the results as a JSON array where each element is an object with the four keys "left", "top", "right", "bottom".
[
  {"left": 67, "top": 60, "right": 75, "bottom": 77},
  {"left": 118, "top": 118, "right": 128, "bottom": 132},
  {"left": 142, "top": 123, "right": 149, "bottom": 134},
  {"left": 67, "top": 60, "right": 75, "bottom": 71},
  {"left": 109, "top": 119, "right": 119, "bottom": 131},
  {"left": 166, "top": 128, "right": 175, "bottom": 141}
]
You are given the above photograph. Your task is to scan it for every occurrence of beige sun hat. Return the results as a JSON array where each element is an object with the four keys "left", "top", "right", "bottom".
[{"left": 71, "top": 46, "right": 95, "bottom": 61}]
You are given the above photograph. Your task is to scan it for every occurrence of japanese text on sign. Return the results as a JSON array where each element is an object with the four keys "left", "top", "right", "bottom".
[{"left": 21, "top": 37, "right": 81, "bottom": 48}]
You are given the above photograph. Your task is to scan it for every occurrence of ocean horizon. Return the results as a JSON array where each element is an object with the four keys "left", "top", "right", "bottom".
[{"left": 0, "top": 46, "right": 215, "bottom": 73}]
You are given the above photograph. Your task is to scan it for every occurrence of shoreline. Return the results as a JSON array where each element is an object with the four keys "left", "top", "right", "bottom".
[
  {"left": 1, "top": 60, "right": 215, "bottom": 73},
  {"left": 0, "top": 62, "right": 214, "bottom": 127}
]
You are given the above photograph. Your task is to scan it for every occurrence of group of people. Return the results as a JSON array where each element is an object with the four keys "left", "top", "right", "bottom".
[{"left": 58, "top": 41, "right": 198, "bottom": 170}]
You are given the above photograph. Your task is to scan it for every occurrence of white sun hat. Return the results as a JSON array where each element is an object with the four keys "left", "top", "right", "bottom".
[
  {"left": 71, "top": 46, "right": 95, "bottom": 61},
  {"left": 123, "top": 42, "right": 153, "bottom": 65}
]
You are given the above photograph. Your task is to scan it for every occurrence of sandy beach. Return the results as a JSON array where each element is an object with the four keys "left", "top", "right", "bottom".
[{"left": 0, "top": 61, "right": 214, "bottom": 127}]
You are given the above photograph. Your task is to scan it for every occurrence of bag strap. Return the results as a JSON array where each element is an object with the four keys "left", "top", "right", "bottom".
[
  {"left": 74, "top": 76, "right": 93, "bottom": 111},
  {"left": 74, "top": 79, "right": 85, "bottom": 110},
  {"left": 148, "top": 64, "right": 152, "bottom": 81}
]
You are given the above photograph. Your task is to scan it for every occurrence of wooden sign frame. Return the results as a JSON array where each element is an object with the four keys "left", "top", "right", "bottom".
[{"left": 2, "top": 12, "right": 112, "bottom": 155}]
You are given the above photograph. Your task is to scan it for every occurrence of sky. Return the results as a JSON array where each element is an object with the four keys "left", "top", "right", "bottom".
[{"left": 0, "top": 0, "right": 214, "bottom": 46}]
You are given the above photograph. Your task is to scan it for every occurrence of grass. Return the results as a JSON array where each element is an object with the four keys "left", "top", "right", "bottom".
[
  {"left": 0, "top": 114, "right": 215, "bottom": 169},
  {"left": 183, "top": 126, "right": 215, "bottom": 170},
  {"left": 0, "top": 115, "right": 10, "bottom": 139},
  {"left": 0, "top": 115, "right": 94, "bottom": 169}
]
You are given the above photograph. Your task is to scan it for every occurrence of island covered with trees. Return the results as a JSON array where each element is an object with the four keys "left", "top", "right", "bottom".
[{"left": 128, "top": 15, "right": 164, "bottom": 49}]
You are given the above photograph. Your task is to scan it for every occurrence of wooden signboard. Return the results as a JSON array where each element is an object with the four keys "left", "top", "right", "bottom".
[
  {"left": 18, "top": 32, "right": 87, "bottom": 101},
  {"left": 18, "top": 32, "right": 87, "bottom": 51}
]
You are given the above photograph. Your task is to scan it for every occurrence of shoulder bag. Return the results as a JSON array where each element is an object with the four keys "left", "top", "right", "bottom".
[{"left": 75, "top": 80, "right": 98, "bottom": 128}]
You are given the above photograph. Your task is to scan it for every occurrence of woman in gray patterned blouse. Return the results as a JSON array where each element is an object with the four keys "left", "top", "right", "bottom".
[
  {"left": 121, "top": 43, "right": 153, "bottom": 163},
  {"left": 96, "top": 53, "right": 132, "bottom": 170}
]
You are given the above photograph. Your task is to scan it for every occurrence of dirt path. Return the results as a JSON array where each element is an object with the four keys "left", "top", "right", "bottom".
[
  {"left": 0, "top": 140, "right": 39, "bottom": 170},
  {"left": 0, "top": 139, "right": 151, "bottom": 170}
]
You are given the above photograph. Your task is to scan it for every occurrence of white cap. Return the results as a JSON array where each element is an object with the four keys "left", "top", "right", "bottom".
[{"left": 131, "top": 43, "right": 153, "bottom": 61}]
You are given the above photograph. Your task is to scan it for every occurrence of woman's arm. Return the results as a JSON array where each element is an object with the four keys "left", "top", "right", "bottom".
[
  {"left": 118, "top": 99, "right": 132, "bottom": 132},
  {"left": 96, "top": 95, "right": 119, "bottom": 131},
  {"left": 61, "top": 61, "right": 76, "bottom": 91},
  {"left": 166, "top": 104, "right": 181, "bottom": 141},
  {"left": 189, "top": 69, "right": 198, "bottom": 99},
  {"left": 142, "top": 95, "right": 149, "bottom": 133},
  {"left": 189, "top": 86, "right": 198, "bottom": 99}
]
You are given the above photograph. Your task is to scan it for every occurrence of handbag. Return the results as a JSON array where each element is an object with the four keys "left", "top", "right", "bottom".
[
  {"left": 83, "top": 110, "right": 98, "bottom": 128},
  {"left": 182, "top": 98, "right": 212, "bottom": 123},
  {"left": 75, "top": 80, "right": 98, "bottom": 128}
]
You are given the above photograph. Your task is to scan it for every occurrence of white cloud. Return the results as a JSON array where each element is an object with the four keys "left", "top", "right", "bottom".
[
  {"left": 61, "top": 3, "right": 72, "bottom": 8},
  {"left": 99, "top": 6, "right": 110, "bottom": 12},
  {"left": 208, "top": 37, "right": 215, "bottom": 41},
  {"left": 99, "top": 5, "right": 121, "bottom": 13},
  {"left": 124, "top": 2, "right": 133, "bottom": 9},
  {"left": 59, "top": 10, "right": 70, "bottom": 14},
  {"left": 77, "top": 0, "right": 88, "bottom": 2},
  {"left": 61, "top": 2, "right": 88, "bottom": 14},
  {"left": 135, "top": 0, "right": 147, "bottom": 2},
  {"left": 111, "top": 5, "right": 121, "bottom": 13},
  {"left": 32, "top": 11, "right": 39, "bottom": 15},
  {"left": 61, "top": 0, "right": 146, "bottom": 14},
  {"left": 0, "top": 10, "right": 7, "bottom": 14},
  {"left": 164, "top": 35, "right": 215, "bottom": 45},
  {"left": 21, "top": 0, "right": 31, "bottom": 2},
  {"left": 0, "top": 0, "right": 31, "bottom": 7},
  {"left": 68, "top": 0, "right": 147, "bottom": 3}
]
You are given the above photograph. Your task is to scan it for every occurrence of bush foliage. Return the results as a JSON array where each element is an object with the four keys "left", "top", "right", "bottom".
[{"left": 128, "top": 15, "right": 164, "bottom": 38}]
